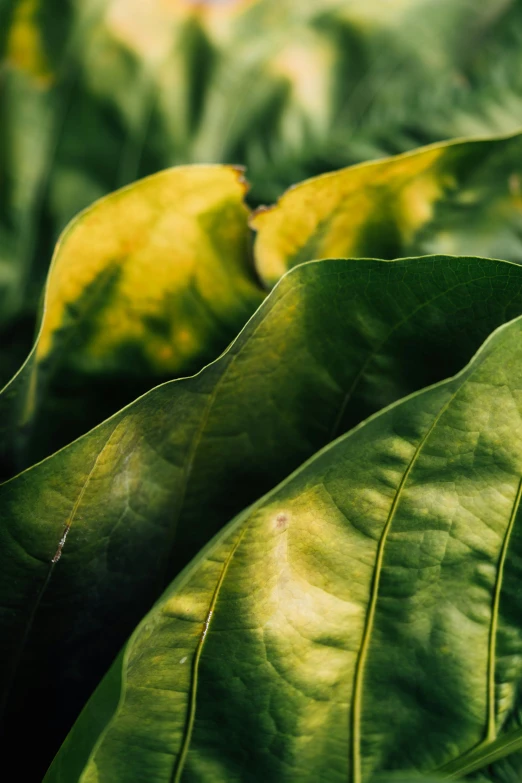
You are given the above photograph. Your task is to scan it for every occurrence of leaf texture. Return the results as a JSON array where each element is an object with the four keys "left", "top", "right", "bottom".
[
  {"left": 45, "top": 312, "right": 522, "bottom": 782},
  {"left": 0, "top": 164, "right": 261, "bottom": 477},
  {"left": 2, "top": 254, "right": 522, "bottom": 776}
]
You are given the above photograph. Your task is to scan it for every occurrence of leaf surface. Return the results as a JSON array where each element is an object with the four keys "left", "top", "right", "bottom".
[
  {"left": 0, "top": 164, "right": 261, "bottom": 476},
  {"left": 45, "top": 311, "right": 522, "bottom": 782},
  {"left": 252, "top": 132, "right": 522, "bottom": 287},
  {"left": 3, "top": 254, "right": 522, "bottom": 776}
]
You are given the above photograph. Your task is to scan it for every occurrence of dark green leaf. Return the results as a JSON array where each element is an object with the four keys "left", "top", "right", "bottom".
[{"left": 3, "top": 254, "right": 522, "bottom": 776}]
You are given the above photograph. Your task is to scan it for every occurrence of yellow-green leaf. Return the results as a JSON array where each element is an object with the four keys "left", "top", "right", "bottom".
[
  {"left": 3, "top": 0, "right": 522, "bottom": 311},
  {"left": 252, "top": 132, "right": 522, "bottom": 287},
  {"left": 0, "top": 164, "right": 262, "bottom": 476}
]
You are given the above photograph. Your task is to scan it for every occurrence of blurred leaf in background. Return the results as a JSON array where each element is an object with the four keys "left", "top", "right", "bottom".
[
  {"left": 2, "top": 0, "right": 522, "bottom": 340},
  {"left": 3, "top": 127, "right": 522, "bottom": 477}
]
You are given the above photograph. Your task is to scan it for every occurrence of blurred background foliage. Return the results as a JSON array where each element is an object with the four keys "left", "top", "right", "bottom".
[{"left": 2, "top": 0, "right": 522, "bottom": 383}]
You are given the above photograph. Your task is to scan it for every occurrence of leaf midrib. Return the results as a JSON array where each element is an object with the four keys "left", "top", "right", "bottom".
[
  {"left": 486, "top": 475, "right": 522, "bottom": 741},
  {"left": 170, "top": 527, "right": 247, "bottom": 783},
  {"left": 352, "top": 351, "right": 522, "bottom": 781},
  {"left": 350, "top": 387, "right": 458, "bottom": 783}
]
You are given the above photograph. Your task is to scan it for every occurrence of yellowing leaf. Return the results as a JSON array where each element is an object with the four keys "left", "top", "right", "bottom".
[
  {"left": 5, "top": 0, "right": 53, "bottom": 84},
  {"left": 252, "top": 133, "right": 522, "bottom": 287},
  {"left": 38, "top": 164, "right": 258, "bottom": 373},
  {"left": 0, "top": 164, "right": 263, "bottom": 475}
]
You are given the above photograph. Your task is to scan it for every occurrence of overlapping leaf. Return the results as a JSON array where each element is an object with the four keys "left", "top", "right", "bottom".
[
  {"left": 6, "top": 127, "right": 522, "bottom": 476},
  {"left": 3, "top": 254, "right": 522, "bottom": 777},
  {"left": 3, "top": 2, "right": 522, "bottom": 779},
  {"left": 0, "top": 164, "right": 262, "bottom": 477},
  {"left": 252, "top": 131, "right": 522, "bottom": 287},
  {"left": 2, "top": 0, "right": 522, "bottom": 313},
  {"left": 45, "top": 311, "right": 522, "bottom": 782}
]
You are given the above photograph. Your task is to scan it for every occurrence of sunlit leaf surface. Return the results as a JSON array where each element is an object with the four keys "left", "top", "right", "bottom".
[
  {"left": 46, "top": 313, "right": 522, "bottom": 782},
  {"left": 2, "top": 254, "right": 522, "bottom": 777}
]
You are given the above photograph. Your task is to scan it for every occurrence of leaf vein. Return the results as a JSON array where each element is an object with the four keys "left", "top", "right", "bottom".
[
  {"left": 350, "top": 388, "right": 457, "bottom": 783},
  {"left": 171, "top": 527, "right": 247, "bottom": 783}
]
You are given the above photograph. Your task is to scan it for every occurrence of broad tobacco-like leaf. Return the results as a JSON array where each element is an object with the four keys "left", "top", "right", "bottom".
[
  {"left": 0, "top": 164, "right": 262, "bottom": 476},
  {"left": 5, "top": 130, "right": 522, "bottom": 474},
  {"left": 253, "top": 132, "right": 522, "bottom": 287},
  {"left": 3, "top": 255, "right": 522, "bottom": 777},
  {"left": 2, "top": 0, "right": 522, "bottom": 307},
  {"left": 3, "top": 3, "right": 522, "bottom": 780},
  {"left": 45, "top": 312, "right": 522, "bottom": 782}
]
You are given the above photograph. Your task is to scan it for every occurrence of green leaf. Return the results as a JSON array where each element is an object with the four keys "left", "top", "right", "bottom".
[
  {"left": 45, "top": 310, "right": 522, "bottom": 782},
  {"left": 0, "top": 0, "right": 67, "bottom": 318},
  {"left": 0, "top": 163, "right": 262, "bottom": 477},
  {"left": 9, "top": 125, "right": 522, "bottom": 479},
  {"left": 252, "top": 131, "right": 522, "bottom": 287},
  {"left": 375, "top": 778, "right": 463, "bottom": 783},
  {"left": 3, "top": 0, "right": 522, "bottom": 302},
  {"left": 4, "top": 254, "right": 522, "bottom": 777},
  {"left": 439, "top": 725, "right": 522, "bottom": 778}
]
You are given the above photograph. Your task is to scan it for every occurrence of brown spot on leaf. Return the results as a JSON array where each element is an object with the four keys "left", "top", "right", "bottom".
[{"left": 275, "top": 512, "right": 288, "bottom": 530}]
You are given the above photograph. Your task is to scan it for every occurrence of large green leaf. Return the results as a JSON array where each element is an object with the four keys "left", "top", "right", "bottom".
[
  {"left": 5, "top": 126, "right": 522, "bottom": 480},
  {"left": 3, "top": 0, "right": 522, "bottom": 308},
  {"left": 3, "top": 254, "right": 522, "bottom": 777},
  {"left": 7, "top": 127, "right": 522, "bottom": 479},
  {"left": 44, "top": 311, "right": 522, "bottom": 782},
  {"left": 4, "top": 125, "right": 522, "bottom": 479},
  {"left": 252, "top": 131, "right": 522, "bottom": 287},
  {"left": 0, "top": 163, "right": 261, "bottom": 478}
]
